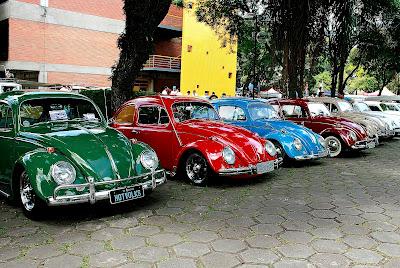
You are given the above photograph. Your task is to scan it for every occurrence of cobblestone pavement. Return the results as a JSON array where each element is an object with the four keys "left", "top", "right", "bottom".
[{"left": 1, "top": 139, "right": 400, "bottom": 268}]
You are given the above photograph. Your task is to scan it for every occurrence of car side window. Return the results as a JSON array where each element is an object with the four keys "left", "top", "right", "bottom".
[
  {"left": 369, "top": 105, "right": 380, "bottom": 111},
  {"left": 331, "top": 104, "right": 339, "bottom": 113},
  {"left": 218, "top": 106, "right": 246, "bottom": 121},
  {"left": 281, "top": 105, "right": 306, "bottom": 118},
  {"left": 115, "top": 105, "right": 135, "bottom": 124},
  {"left": 138, "top": 106, "right": 169, "bottom": 125},
  {"left": 0, "top": 104, "right": 13, "bottom": 130}
]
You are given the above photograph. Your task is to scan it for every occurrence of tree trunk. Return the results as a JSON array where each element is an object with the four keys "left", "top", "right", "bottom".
[{"left": 111, "top": 0, "right": 171, "bottom": 111}]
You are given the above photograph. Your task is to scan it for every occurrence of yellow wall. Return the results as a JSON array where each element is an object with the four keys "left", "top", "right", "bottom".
[{"left": 180, "top": 3, "right": 238, "bottom": 97}]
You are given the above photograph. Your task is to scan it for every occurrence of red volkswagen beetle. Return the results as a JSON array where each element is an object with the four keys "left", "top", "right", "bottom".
[
  {"left": 111, "top": 96, "right": 278, "bottom": 186},
  {"left": 269, "top": 99, "right": 376, "bottom": 157}
]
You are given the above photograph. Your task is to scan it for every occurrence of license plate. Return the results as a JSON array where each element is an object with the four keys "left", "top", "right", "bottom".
[
  {"left": 110, "top": 185, "right": 144, "bottom": 204},
  {"left": 256, "top": 161, "right": 275, "bottom": 174},
  {"left": 367, "top": 141, "right": 376, "bottom": 149}
]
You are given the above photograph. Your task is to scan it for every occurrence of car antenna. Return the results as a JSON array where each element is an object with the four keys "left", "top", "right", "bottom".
[{"left": 159, "top": 94, "right": 183, "bottom": 147}]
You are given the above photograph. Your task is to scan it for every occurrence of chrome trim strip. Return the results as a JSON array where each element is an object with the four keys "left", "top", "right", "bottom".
[{"left": 48, "top": 170, "right": 166, "bottom": 206}]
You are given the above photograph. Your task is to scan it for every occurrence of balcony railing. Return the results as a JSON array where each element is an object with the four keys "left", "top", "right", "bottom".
[{"left": 143, "top": 55, "right": 181, "bottom": 72}]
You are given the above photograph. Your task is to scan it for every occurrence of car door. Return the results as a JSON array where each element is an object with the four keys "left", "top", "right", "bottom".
[
  {"left": 0, "top": 102, "right": 15, "bottom": 194},
  {"left": 132, "top": 105, "right": 175, "bottom": 171}
]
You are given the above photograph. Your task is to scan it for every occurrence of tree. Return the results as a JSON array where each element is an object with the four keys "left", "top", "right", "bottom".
[
  {"left": 196, "top": 0, "right": 329, "bottom": 98},
  {"left": 358, "top": 0, "right": 400, "bottom": 95},
  {"left": 324, "top": 0, "right": 398, "bottom": 97},
  {"left": 111, "top": 0, "right": 172, "bottom": 111}
]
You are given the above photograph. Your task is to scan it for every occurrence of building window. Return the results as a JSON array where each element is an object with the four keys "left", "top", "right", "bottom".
[{"left": 228, "top": 72, "right": 233, "bottom": 79}]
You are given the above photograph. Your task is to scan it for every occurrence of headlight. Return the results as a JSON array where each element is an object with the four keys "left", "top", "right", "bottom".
[
  {"left": 51, "top": 161, "right": 76, "bottom": 185},
  {"left": 222, "top": 147, "right": 235, "bottom": 165},
  {"left": 140, "top": 150, "right": 159, "bottom": 170},
  {"left": 318, "top": 136, "right": 326, "bottom": 148},
  {"left": 349, "top": 131, "right": 357, "bottom": 141},
  {"left": 293, "top": 138, "right": 303, "bottom": 151},
  {"left": 265, "top": 140, "right": 277, "bottom": 156}
]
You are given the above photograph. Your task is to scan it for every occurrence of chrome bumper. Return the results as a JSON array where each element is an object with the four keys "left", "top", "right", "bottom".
[
  {"left": 218, "top": 160, "right": 279, "bottom": 176},
  {"left": 47, "top": 170, "right": 167, "bottom": 206},
  {"left": 294, "top": 149, "right": 329, "bottom": 160},
  {"left": 351, "top": 138, "right": 377, "bottom": 150}
]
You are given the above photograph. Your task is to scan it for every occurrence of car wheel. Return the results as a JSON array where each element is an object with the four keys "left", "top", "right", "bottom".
[
  {"left": 325, "top": 136, "right": 342, "bottom": 157},
  {"left": 19, "top": 171, "right": 44, "bottom": 220},
  {"left": 184, "top": 152, "right": 210, "bottom": 186}
]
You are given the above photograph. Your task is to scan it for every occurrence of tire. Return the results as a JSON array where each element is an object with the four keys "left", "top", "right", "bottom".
[
  {"left": 183, "top": 152, "right": 210, "bottom": 186},
  {"left": 18, "top": 171, "right": 45, "bottom": 220},
  {"left": 325, "top": 136, "right": 342, "bottom": 157}
]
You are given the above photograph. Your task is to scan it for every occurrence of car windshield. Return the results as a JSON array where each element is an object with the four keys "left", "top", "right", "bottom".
[
  {"left": 249, "top": 103, "right": 281, "bottom": 120},
  {"left": 20, "top": 98, "right": 102, "bottom": 127},
  {"left": 172, "top": 102, "right": 219, "bottom": 122},
  {"left": 337, "top": 101, "right": 354, "bottom": 112},
  {"left": 308, "top": 103, "right": 331, "bottom": 116},
  {"left": 354, "top": 102, "right": 371, "bottom": 112},
  {"left": 386, "top": 103, "right": 400, "bottom": 111}
]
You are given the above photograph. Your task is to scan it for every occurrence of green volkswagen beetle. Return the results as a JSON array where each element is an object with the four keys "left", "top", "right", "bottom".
[{"left": 0, "top": 91, "right": 166, "bottom": 219}]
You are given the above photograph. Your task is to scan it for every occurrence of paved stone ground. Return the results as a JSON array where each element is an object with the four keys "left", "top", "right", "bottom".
[{"left": 1, "top": 138, "right": 400, "bottom": 268}]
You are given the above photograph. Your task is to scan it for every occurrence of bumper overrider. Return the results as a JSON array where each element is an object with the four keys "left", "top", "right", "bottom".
[
  {"left": 351, "top": 138, "right": 377, "bottom": 150},
  {"left": 218, "top": 159, "right": 279, "bottom": 176},
  {"left": 47, "top": 169, "right": 167, "bottom": 206},
  {"left": 294, "top": 149, "right": 329, "bottom": 160}
]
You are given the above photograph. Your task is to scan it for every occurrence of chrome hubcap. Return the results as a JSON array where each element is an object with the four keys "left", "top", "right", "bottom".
[
  {"left": 326, "top": 137, "right": 341, "bottom": 156},
  {"left": 20, "top": 174, "right": 35, "bottom": 211},
  {"left": 186, "top": 154, "right": 208, "bottom": 184}
]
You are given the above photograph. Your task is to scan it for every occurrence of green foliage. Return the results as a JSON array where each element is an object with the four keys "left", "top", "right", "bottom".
[
  {"left": 313, "top": 71, "right": 332, "bottom": 92},
  {"left": 80, "top": 89, "right": 145, "bottom": 118},
  {"left": 172, "top": 0, "right": 184, "bottom": 7}
]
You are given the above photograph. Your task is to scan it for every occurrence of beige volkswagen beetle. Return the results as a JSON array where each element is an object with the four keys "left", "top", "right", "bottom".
[{"left": 307, "top": 97, "right": 387, "bottom": 142}]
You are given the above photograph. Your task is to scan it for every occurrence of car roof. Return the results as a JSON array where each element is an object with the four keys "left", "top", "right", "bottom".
[
  {"left": 211, "top": 97, "right": 268, "bottom": 105},
  {"left": 126, "top": 95, "right": 210, "bottom": 107},
  {"left": 307, "top": 97, "right": 348, "bottom": 103},
  {"left": 0, "top": 90, "right": 91, "bottom": 105},
  {"left": 270, "top": 98, "right": 311, "bottom": 105}
]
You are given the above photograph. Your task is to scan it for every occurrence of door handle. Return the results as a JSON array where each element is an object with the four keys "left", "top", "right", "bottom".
[{"left": 131, "top": 129, "right": 140, "bottom": 134}]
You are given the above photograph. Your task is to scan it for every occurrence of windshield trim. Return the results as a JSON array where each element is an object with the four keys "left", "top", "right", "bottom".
[
  {"left": 308, "top": 102, "right": 331, "bottom": 117},
  {"left": 248, "top": 102, "right": 281, "bottom": 121},
  {"left": 171, "top": 101, "right": 220, "bottom": 123},
  {"left": 18, "top": 96, "right": 105, "bottom": 131}
]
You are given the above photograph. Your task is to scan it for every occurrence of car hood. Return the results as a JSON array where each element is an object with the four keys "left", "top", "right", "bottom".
[
  {"left": 336, "top": 113, "right": 379, "bottom": 136},
  {"left": 18, "top": 124, "right": 137, "bottom": 181},
  {"left": 176, "top": 119, "right": 268, "bottom": 162}
]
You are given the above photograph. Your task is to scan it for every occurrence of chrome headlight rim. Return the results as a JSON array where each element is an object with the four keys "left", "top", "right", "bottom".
[
  {"left": 140, "top": 150, "right": 159, "bottom": 170},
  {"left": 293, "top": 138, "right": 303, "bottom": 151},
  {"left": 51, "top": 161, "right": 76, "bottom": 185},
  {"left": 222, "top": 147, "right": 236, "bottom": 165},
  {"left": 349, "top": 130, "right": 357, "bottom": 141},
  {"left": 265, "top": 140, "right": 277, "bottom": 156}
]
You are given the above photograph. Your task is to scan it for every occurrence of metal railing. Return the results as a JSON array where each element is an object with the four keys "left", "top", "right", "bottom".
[{"left": 143, "top": 55, "right": 181, "bottom": 71}]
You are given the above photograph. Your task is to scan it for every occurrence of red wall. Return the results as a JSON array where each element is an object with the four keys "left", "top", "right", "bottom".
[{"left": 9, "top": 19, "right": 119, "bottom": 67}]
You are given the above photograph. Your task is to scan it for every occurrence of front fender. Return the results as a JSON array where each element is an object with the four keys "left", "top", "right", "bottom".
[
  {"left": 16, "top": 149, "right": 86, "bottom": 201},
  {"left": 320, "top": 128, "right": 353, "bottom": 147},
  {"left": 177, "top": 139, "right": 252, "bottom": 174},
  {"left": 132, "top": 141, "right": 164, "bottom": 174}
]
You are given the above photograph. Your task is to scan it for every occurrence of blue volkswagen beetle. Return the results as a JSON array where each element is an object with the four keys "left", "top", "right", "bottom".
[{"left": 211, "top": 98, "right": 328, "bottom": 163}]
